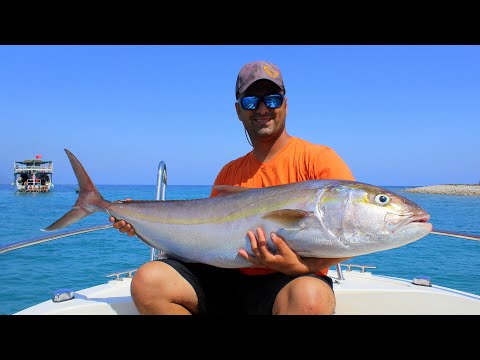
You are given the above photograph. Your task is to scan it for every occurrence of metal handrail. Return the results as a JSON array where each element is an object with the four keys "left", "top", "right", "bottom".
[
  {"left": 150, "top": 161, "right": 167, "bottom": 261},
  {"left": 335, "top": 263, "right": 345, "bottom": 280}
]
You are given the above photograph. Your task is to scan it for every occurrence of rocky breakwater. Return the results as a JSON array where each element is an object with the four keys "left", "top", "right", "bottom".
[{"left": 405, "top": 184, "right": 480, "bottom": 196}]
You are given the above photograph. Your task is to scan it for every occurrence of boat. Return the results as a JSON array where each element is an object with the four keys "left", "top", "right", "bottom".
[
  {"left": 13, "top": 156, "right": 54, "bottom": 193},
  {"left": 6, "top": 161, "right": 480, "bottom": 315}
]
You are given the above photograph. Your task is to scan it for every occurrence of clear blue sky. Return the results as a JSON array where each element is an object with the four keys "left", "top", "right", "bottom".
[{"left": 1, "top": 45, "right": 479, "bottom": 186}]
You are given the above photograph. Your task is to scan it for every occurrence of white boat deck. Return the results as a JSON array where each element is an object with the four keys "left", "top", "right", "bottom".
[{"left": 15, "top": 266, "right": 480, "bottom": 315}]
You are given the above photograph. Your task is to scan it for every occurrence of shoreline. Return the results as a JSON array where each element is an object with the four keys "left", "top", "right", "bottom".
[{"left": 404, "top": 184, "right": 480, "bottom": 196}]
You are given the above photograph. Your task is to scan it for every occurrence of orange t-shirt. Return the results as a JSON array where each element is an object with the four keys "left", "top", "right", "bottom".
[{"left": 210, "top": 136, "right": 355, "bottom": 276}]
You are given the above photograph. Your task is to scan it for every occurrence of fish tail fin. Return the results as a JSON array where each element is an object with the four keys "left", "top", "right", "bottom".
[
  {"left": 43, "top": 208, "right": 92, "bottom": 231},
  {"left": 43, "top": 149, "right": 110, "bottom": 231}
]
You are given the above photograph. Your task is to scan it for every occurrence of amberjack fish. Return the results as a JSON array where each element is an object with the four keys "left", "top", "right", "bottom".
[{"left": 38, "top": 149, "right": 433, "bottom": 268}]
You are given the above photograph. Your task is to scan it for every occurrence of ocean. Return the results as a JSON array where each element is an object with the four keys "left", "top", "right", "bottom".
[{"left": 1, "top": 183, "right": 479, "bottom": 315}]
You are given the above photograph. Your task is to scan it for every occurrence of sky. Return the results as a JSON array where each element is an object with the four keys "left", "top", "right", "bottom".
[{"left": 1, "top": 45, "right": 479, "bottom": 187}]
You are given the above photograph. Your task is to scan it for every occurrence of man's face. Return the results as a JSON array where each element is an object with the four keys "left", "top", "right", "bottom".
[{"left": 236, "top": 80, "right": 288, "bottom": 143}]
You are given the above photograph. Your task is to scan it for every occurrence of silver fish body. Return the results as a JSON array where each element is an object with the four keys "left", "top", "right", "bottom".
[{"left": 44, "top": 149, "right": 432, "bottom": 268}]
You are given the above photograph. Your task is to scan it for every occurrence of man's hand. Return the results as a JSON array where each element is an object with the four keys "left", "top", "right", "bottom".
[
  {"left": 109, "top": 198, "right": 136, "bottom": 236},
  {"left": 109, "top": 217, "right": 136, "bottom": 236},
  {"left": 238, "top": 227, "right": 351, "bottom": 275}
]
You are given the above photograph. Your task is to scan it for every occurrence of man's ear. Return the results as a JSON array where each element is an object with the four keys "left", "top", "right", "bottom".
[{"left": 235, "top": 102, "right": 241, "bottom": 119}]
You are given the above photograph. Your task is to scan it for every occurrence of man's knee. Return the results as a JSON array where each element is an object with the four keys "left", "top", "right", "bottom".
[
  {"left": 130, "top": 261, "right": 198, "bottom": 315},
  {"left": 274, "top": 276, "right": 336, "bottom": 315},
  {"left": 130, "top": 261, "right": 173, "bottom": 305},
  {"left": 132, "top": 261, "right": 166, "bottom": 290}
]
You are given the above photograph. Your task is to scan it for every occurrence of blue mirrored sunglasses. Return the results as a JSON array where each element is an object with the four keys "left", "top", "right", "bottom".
[{"left": 237, "top": 94, "right": 284, "bottom": 110}]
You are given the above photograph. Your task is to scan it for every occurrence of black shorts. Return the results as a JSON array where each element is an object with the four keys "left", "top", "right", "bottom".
[{"left": 157, "top": 258, "right": 333, "bottom": 315}]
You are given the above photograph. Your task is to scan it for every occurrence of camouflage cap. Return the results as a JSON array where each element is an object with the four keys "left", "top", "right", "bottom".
[{"left": 235, "top": 60, "right": 285, "bottom": 98}]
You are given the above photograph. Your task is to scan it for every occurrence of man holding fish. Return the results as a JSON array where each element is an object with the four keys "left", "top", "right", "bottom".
[{"left": 111, "top": 60, "right": 355, "bottom": 315}]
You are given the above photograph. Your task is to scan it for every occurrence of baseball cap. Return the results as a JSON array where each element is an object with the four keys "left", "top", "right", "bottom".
[{"left": 235, "top": 60, "right": 285, "bottom": 98}]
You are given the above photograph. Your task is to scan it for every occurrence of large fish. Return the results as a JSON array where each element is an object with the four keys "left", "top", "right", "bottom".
[{"left": 43, "top": 149, "right": 432, "bottom": 268}]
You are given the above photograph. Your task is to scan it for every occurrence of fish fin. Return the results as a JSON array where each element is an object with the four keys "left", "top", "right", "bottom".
[
  {"left": 262, "top": 209, "right": 310, "bottom": 228},
  {"left": 213, "top": 185, "right": 252, "bottom": 196},
  {"left": 43, "top": 208, "right": 92, "bottom": 231},
  {"left": 43, "top": 149, "right": 110, "bottom": 231}
]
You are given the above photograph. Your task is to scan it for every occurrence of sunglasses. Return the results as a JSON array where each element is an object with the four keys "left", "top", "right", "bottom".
[{"left": 237, "top": 94, "right": 284, "bottom": 110}]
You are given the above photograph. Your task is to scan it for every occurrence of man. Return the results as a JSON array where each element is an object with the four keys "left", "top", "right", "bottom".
[{"left": 110, "top": 60, "right": 355, "bottom": 315}]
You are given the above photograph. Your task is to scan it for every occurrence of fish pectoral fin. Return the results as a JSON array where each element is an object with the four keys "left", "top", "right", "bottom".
[
  {"left": 213, "top": 185, "right": 252, "bottom": 196},
  {"left": 262, "top": 209, "right": 310, "bottom": 229}
]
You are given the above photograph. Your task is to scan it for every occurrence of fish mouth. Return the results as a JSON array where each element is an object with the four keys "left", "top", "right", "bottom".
[
  {"left": 386, "top": 212, "right": 432, "bottom": 233},
  {"left": 407, "top": 213, "right": 431, "bottom": 225}
]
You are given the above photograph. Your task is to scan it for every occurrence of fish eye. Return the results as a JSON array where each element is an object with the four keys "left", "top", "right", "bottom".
[{"left": 374, "top": 194, "right": 390, "bottom": 206}]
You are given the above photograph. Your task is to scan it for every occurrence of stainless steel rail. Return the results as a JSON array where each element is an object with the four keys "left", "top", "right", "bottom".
[{"left": 151, "top": 161, "right": 167, "bottom": 261}]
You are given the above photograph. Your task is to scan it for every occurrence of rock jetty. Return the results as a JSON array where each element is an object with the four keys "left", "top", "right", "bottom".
[{"left": 405, "top": 184, "right": 480, "bottom": 196}]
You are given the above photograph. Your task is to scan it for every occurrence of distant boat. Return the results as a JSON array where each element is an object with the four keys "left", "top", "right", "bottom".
[{"left": 13, "top": 157, "right": 54, "bottom": 193}]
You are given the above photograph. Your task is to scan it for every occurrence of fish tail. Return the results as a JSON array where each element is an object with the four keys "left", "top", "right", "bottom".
[{"left": 43, "top": 149, "right": 110, "bottom": 231}]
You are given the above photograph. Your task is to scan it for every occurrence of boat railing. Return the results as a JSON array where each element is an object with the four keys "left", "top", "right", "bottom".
[
  {"left": 26, "top": 179, "right": 40, "bottom": 185},
  {"left": 151, "top": 161, "right": 168, "bottom": 261},
  {"left": 14, "top": 166, "right": 53, "bottom": 173}
]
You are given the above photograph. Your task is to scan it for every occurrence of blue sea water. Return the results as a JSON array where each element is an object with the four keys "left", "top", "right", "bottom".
[{"left": 0, "top": 183, "right": 479, "bottom": 315}]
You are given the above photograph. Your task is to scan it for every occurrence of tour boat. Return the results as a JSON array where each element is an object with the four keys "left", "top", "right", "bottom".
[{"left": 13, "top": 157, "right": 54, "bottom": 193}]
